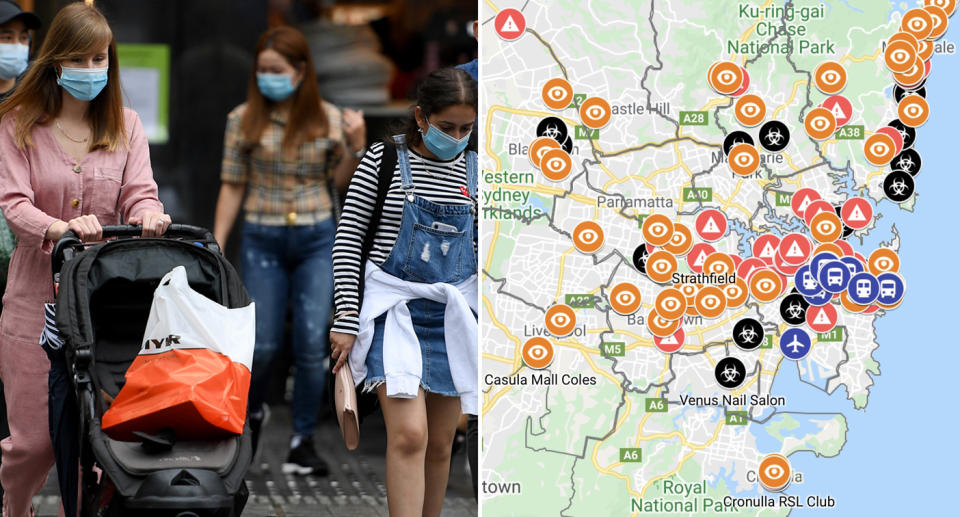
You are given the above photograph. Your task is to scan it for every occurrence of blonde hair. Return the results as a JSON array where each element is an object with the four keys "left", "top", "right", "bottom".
[{"left": 0, "top": 2, "right": 125, "bottom": 151}]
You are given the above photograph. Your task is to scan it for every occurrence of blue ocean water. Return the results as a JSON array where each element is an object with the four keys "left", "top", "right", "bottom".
[{"left": 776, "top": 34, "right": 960, "bottom": 517}]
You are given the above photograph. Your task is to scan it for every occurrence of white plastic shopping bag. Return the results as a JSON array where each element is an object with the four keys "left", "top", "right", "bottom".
[{"left": 102, "top": 266, "right": 255, "bottom": 441}]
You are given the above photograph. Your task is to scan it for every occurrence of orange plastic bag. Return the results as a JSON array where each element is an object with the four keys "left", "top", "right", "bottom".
[{"left": 102, "top": 266, "right": 255, "bottom": 441}]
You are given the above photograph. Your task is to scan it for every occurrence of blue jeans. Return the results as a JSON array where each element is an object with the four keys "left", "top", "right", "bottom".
[
  {"left": 242, "top": 219, "right": 335, "bottom": 436},
  {"left": 365, "top": 299, "right": 459, "bottom": 397}
]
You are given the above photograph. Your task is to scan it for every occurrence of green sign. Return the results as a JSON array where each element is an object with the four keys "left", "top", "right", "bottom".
[
  {"left": 620, "top": 448, "right": 642, "bottom": 462},
  {"left": 774, "top": 191, "right": 792, "bottom": 206},
  {"left": 601, "top": 342, "right": 625, "bottom": 357},
  {"left": 575, "top": 125, "right": 599, "bottom": 139},
  {"left": 679, "top": 111, "right": 708, "bottom": 125},
  {"left": 836, "top": 125, "right": 864, "bottom": 140},
  {"left": 645, "top": 398, "right": 668, "bottom": 412},
  {"left": 726, "top": 411, "right": 748, "bottom": 425},
  {"left": 760, "top": 334, "right": 773, "bottom": 349},
  {"left": 569, "top": 93, "right": 587, "bottom": 108},
  {"left": 117, "top": 43, "right": 170, "bottom": 144},
  {"left": 683, "top": 187, "right": 713, "bottom": 202},
  {"left": 565, "top": 293, "right": 594, "bottom": 308},
  {"left": 818, "top": 328, "right": 843, "bottom": 342},
  {"left": 637, "top": 214, "right": 648, "bottom": 228}
]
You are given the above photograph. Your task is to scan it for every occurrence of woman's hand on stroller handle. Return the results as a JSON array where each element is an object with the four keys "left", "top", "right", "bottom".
[
  {"left": 46, "top": 215, "right": 103, "bottom": 242},
  {"left": 127, "top": 211, "right": 172, "bottom": 237},
  {"left": 330, "top": 331, "right": 356, "bottom": 374}
]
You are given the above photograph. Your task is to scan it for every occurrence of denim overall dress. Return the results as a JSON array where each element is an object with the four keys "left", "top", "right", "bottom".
[{"left": 364, "top": 135, "right": 478, "bottom": 396}]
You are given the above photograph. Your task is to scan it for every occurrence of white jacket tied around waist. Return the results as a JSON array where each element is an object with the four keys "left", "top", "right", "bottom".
[{"left": 349, "top": 260, "right": 478, "bottom": 415}]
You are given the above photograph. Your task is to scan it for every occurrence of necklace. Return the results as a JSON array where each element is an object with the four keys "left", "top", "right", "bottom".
[
  {"left": 55, "top": 120, "right": 89, "bottom": 143},
  {"left": 410, "top": 146, "right": 451, "bottom": 179}
]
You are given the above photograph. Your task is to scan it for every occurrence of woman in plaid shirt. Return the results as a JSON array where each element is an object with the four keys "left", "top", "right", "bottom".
[{"left": 213, "top": 26, "right": 366, "bottom": 476}]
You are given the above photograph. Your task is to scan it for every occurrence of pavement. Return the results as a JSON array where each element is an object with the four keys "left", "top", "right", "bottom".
[{"left": 30, "top": 405, "right": 478, "bottom": 516}]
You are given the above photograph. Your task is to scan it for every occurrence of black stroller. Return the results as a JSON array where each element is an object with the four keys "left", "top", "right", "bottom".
[{"left": 51, "top": 225, "right": 252, "bottom": 516}]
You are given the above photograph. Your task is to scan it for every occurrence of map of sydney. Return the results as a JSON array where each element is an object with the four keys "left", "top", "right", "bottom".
[{"left": 479, "top": 1, "right": 954, "bottom": 515}]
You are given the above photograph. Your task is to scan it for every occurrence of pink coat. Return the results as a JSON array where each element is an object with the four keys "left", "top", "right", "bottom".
[{"left": 0, "top": 107, "right": 163, "bottom": 342}]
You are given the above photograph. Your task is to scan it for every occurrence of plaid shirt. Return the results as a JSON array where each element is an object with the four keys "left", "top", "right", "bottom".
[{"left": 220, "top": 101, "right": 344, "bottom": 219}]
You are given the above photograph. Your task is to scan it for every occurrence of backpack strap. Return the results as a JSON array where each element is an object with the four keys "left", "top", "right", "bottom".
[{"left": 357, "top": 139, "right": 399, "bottom": 307}]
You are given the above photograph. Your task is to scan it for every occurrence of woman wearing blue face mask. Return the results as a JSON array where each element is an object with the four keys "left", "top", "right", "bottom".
[
  {"left": 330, "top": 67, "right": 478, "bottom": 517},
  {"left": 0, "top": 1, "right": 39, "bottom": 103},
  {"left": 213, "top": 25, "right": 366, "bottom": 476},
  {"left": 0, "top": 3, "right": 168, "bottom": 514}
]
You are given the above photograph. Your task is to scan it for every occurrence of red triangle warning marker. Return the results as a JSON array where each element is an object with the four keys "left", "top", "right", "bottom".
[
  {"left": 786, "top": 241, "right": 803, "bottom": 257},
  {"left": 806, "top": 303, "right": 837, "bottom": 333},
  {"left": 495, "top": 9, "right": 526, "bottom": 41},
  {"left": 760, "top": 243, "right": 777, "bottom": 258},
  {"left": 686, "top": 243, "right": 716, "bottom": 273},
  {"left": 841, "top": 197, "right": 873, "bottom": 230},
  {"left": 696, "top": 209, "right": 727, "bottom": 242}
]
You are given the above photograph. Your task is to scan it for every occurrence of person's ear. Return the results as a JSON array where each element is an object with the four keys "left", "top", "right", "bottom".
[
  {"left": 473, "top": 20, "right": 478, "bottom": 41},
  {"left": 414, "top": 106, "right": 428, "bottom": 132}
]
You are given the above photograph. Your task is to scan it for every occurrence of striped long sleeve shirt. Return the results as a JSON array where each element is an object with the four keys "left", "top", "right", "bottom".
[{"left": 331, "top": 141, "right": 476, "bottom": 334}]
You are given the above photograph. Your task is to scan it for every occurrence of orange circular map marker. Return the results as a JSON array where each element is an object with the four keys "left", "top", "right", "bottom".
[
  {"left": 893, "top": 57, "right": 926, "bottom": 87},
  {"left": 916, "top": 39, "right": 935, "bottom": 61},
  {"left": 540, "top": 148, "right": 573, "bottom": 181},
  {"left": 863, "top": 132, "right": 897, "bottom": 166},
  {"left": 609, "top": 282, "right": 642, "bottom": 315},
  {"left": 809, "top": 211, "right": 844, "bottom": 243},
  {"left": 544, "top": 304, "right": 577, "bottom": 337},
  {"left": 902, "top": 7, "right": 934, "bottom": 40},
  {"left": 723, "top": 278, "right": 749, "bottom": 308},
  {"left": 728, "top": 143, "right": 760, "bottom": 176},
  {"left": 677, "top": 282, "right": 699, "bottom": 305},
  {"left": 647, "top": 309, "right": 681, "bottom": 338},
  {"left": 642, "top": 214, "right": 674, "bottom": 247},
  {"left": 664, "top": 222, "right": 693, "bottom": 256},
  {"left": 703, "top": 252, "right": 736, "bottom": 276},
  {"left": 572, "top": 221, "right": 604, "bottom": 254},
  {"left": 655, "top": 287, "right": 687, "bottom": 321},
  {"left": 926, "top": 0, "right": 957, "bottom": 17},
  {"left": 884, "top": 39, "right": 917, "bottom": 74},
  {"left": 804, "top": 107, "right": 837, "bottom": 141},
  {"left": 735, "top": 94, "right": 766, "bottom": 127},
  {"left": 814, "top": 242, "right": 845, "bottom": 258},
  {"left": 868, "top": 248, "right": 900, "bottom": 275},
  {"left": 708, "top": 61, "right": 744, "bottom": 96},
  {"left": 813, "top": 61, "right": 847, "bottom": 95},
  {"left": 898, "top": 95, "right": 930, "bottom": 127},
  {"left": 925, "top": 6, "right": 950, "bottom": 39},
  {"left": 579, "top": 96, "right": 611, "bottom": 129},
  {"left": 750, "top": 269, "right": 783, "bottom": 303},
  {"left": 521, "top": 337, "right": 554, "bottom": 370},
  {"left": 695, "top": 285, "right": 727, "bottom": 319},
  {"left": 646, "top": 250, "right": 678, "bottom": 284},
  {"left": 758, "top": 454, "right": 792, "bottom": 492},
  {"left": 541, "top": 78, "right": 574, "bottom": 110},
  {"left": 888, "top": 31, "right": 920, "bottom": 48},
  {"left": 528, "top": 136, "right": 561, "bottom": 168}
]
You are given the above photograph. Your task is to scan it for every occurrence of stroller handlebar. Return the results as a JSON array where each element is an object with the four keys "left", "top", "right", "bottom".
[
  {"left": 79, "top": 224, "right": 215, "bottom": 241},
  {"left": 52, "top": 224, "right": 220, "bottom": 285}
]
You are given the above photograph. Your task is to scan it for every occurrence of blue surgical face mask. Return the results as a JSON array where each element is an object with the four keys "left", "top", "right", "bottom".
[
  {"left": 57, "top": 66, "right": 108, "bottom": 101},
  {"left": 257, "top": 73, "right": 297, "bottom": 102},
  {"left": 421, "top": 123, "right": 471, "bottom": 160},
  {"left": 0, "top": 43, "right": 28, "bottom": 80}
]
